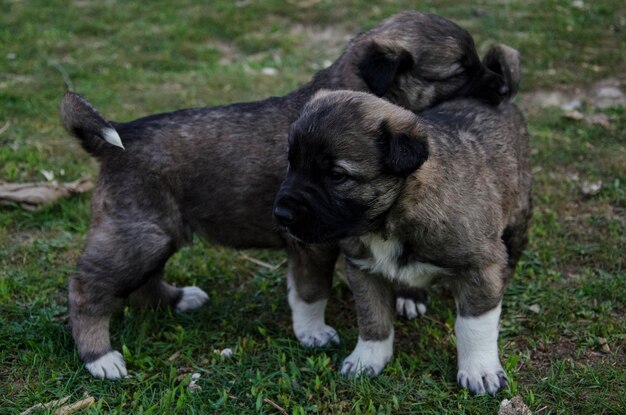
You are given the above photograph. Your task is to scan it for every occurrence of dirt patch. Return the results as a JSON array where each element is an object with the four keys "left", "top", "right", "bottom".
[
  {"left": 520, "top": 77, "right": 626, "bottom": 115},
  {"left": 526, "top": 336, "right": 621, "bottom": 371},
  {"left": 212, "top": 41, "right": 243, "bottom": 66},
  {"left": 213, "top": 22, "right": 350, "bottom": 71},
  {"left": 289, "top": 23, "right": 352, "bottom": 58}
]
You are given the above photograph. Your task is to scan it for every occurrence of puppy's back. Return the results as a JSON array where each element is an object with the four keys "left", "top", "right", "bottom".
[
  {"left": 420, "top": 100, "right": 529, "bottom": 167},
  {"left": 418, "top": 99, "right": 531, "bottom": 223}
]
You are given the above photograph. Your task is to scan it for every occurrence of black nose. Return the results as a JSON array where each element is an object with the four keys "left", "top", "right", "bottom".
[{"left": 274, "top": 205, "right": 296, "bottom": 226}]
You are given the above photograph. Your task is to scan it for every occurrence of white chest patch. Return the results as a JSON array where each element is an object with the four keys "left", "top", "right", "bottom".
[{"left": 351, "top": 234, "right": 444, "bottom": 287}]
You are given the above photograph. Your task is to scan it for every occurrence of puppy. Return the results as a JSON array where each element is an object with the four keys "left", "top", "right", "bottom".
[
  {"left": 61, "top": 11, "right": 516, "bottom": 379},
  {"left": 273, "top": 88, "right": 531, "bottom": 395}
]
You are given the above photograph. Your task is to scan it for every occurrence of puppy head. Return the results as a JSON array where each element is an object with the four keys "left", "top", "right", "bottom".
[
  {"left": 335, "top": 11, "right": 519, "bottom": 110},
  {"left": 274, "top": 90, "right": 428, "bottom": 243}
]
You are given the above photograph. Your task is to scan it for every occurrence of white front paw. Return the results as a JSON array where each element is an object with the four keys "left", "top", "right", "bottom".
[
  {"left": 457, "top": 360, "right": 508, "bottom": 395},
  {"left": 455, "top": 304, "right": 507, "bottom": 395},
  {"left": 85, "top": 350, "right": 128, "bottom": 380},
  {"left": 175, "top": 286, "right": 209, "bottom": 312},
  {"left": 340, "top": 333, "right": 393, "bottom": 378},
  {"left": 395, "top": 296, "right": 427, "bottom": 319},
  {"left": 296, "top": 324, "right": 340, "bottom": 348},
  {"left": 289, "top": 292, "right": 338, "bottom": 348}
]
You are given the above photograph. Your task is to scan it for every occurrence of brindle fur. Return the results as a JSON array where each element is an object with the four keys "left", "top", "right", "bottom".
[
  {"left": 61, "top": 11, "right": 516, "bottom": 373},
  {"left": 274, "top": 89, "right": 531, "bottom": 392}
]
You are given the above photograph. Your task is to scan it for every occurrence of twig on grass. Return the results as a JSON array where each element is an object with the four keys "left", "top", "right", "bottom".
[
  {"left": 240, "top": 253, "right": 287, "bottom": 271},
  {"left": 19, "top": 396, "right": 71, "bottom": 415},
  {"left": 53, "top": 396, "right": 95, "bottom": 415},
  {"left": 263, "top": 397, "right": 289, "bottom": 415}
]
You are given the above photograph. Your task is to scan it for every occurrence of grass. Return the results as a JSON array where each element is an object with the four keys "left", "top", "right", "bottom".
[{"left": 1, "top": 0, "right": 625, "bottom": 414}]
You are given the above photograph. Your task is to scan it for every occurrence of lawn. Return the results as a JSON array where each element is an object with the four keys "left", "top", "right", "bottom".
[{"left": 1, "top": 0, "right": 624, "bottom": 414}]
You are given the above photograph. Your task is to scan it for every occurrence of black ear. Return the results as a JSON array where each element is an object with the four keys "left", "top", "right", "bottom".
[
  {"left": 482, "top": 44, "right": 520, "bottom": 100},
  {"left": 357, "top": 42, "right": 414, "bottom": 97},
  {"left": 378, "top": 120, "right": 429, "bottom": 177}
]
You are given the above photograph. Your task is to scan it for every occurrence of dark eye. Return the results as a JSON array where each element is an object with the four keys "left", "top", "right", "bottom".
[{"left": 329, "top": 168, "right": 350, "bottom": 184}]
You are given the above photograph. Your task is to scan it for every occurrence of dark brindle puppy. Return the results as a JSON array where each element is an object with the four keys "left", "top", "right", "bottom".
[
  {"left": 61, "top": 11, "right": 516, "bottom": 379},
  {"left": 274, "top": 89, "right": 531, "bottom": 395}
]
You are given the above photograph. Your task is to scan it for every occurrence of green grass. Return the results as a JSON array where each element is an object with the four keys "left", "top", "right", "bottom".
[{"left": 1, "top": 0, "right": 625, "bottom": 414}]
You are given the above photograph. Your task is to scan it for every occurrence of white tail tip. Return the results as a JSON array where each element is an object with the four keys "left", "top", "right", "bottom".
[{"left": 101, "top": 127, "right": 125, "bottom": 149}]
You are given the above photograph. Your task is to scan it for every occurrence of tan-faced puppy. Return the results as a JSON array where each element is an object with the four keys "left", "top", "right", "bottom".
[
  {"left": 274, "top": 90, "right": 531, "bottom": 395},
  {"left": 60, "top": 11, "right": 516, "bottom": 379}
]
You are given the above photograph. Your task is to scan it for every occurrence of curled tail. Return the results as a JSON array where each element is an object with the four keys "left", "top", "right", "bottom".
[{"left": 60, "top": 92, "right": 125, "bottom": 156}]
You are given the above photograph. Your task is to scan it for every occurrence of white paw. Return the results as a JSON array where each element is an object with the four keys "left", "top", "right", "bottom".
[
  {"left": 287, "top": 280, "right": 338, "bottom": 348},
  {"left": 457, "top": 363, "right": 508, "bottom": 396},
  {"left": 85, "top": 351, "right": 128, "bottom": 380},
  {"left": 297, "top": 324, "right": 340, "bottom": 348},
  {"left": 175, "top": 286, "right": 209, "bottom": 312},
  {"left": 340, "top": 332, "right": 393, "bottom": 378},
  {"left": 395, "top": 296, "right": 427, "bottom": 319},
  {"left": 455, "top": 303, "right": 507, "bottom": 395}
]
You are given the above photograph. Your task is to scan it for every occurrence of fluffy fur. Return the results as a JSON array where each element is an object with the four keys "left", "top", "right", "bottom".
[
  {"left": 274, "top": 88, "right": 531, "bottom": 394},
  {"left": 61, "top": 11, "right": 517, "bottom": 379}
]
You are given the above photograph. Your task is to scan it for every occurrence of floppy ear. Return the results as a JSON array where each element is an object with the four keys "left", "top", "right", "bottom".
[
  {"left": 357, "top": 42, "right": 414, "bottom": 97},
  {"left": 378, "top": 120, "right": 429, "bottom": 177},
  {"left": 482, "top": 44, "right": 521, "bottom": 100}
]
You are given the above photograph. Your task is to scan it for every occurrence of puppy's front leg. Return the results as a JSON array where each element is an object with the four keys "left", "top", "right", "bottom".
[
  {"left": 454, "top": 263, "right": 508, "bottom": 395},
  {"left": 287, "top": 244, "right": 340, "bottom": 348},
  {"left": 341, "top": 259, "right": 395, "bottom": 377}
]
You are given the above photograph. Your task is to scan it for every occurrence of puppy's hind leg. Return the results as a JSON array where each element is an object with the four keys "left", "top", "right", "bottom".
[
  {"left": 287, "top": 243, "right": 340, "bottom": 348},
  {"left": 130, "top": 272, "right": 208, "bottom": 313},
  {"left": 395, "top": 283, "right": 429, "bottom": 319},
  {"left": 69, "top": 272, "right": 127, "bottom": 379},
  {"left": 70, "top": 221, "right": 185, "bottom": 380},
  {"left": 453, "top": 260, "right": 508, "bottom": 395}
]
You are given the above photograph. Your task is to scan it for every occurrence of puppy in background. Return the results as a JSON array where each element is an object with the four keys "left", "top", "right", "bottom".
[
  {"left": 61, "top": 11, "right": 516, "bottom": 379},
  {"left": 274, "top": 60, "right": 530, "bottom": 395}
]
